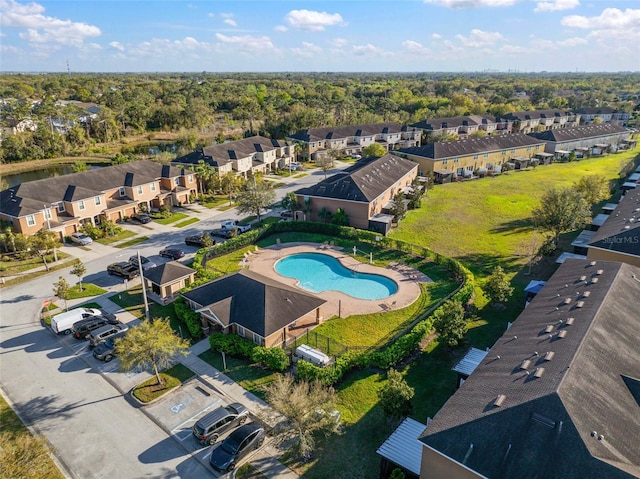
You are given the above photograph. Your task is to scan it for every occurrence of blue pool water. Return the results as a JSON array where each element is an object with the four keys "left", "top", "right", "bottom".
[{"left": 275, "top": 252, "right": 398, "bottom": 300}]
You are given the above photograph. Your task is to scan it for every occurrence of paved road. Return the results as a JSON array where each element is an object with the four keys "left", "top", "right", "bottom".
[{"left": 0, "top": 163, "right": 348, "bottom": 478}]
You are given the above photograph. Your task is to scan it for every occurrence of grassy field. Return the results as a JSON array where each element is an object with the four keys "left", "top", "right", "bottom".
[
  {"left": 174, "top": 218, "right": 200, "bottom": 228},
  {"left": 0, "top": 395, "right": 65, "bottom": 479},
  {"left": 0, "top": 251, "right": 70, "bottom": 277},
  {"left": 115, "top": 236, "right": 149, "bottom": 248},
  {"left": 153, "top": 212, "right": 189, "bottom": 225},
  {"left": 67, "top": 283, "right": 107, "bottom": 299},
  {"left": 96, "top": 230, "right": 136, "bottom": 245},
  {"left": 132, "top": 364, "right": 195, "bottom": 403}
]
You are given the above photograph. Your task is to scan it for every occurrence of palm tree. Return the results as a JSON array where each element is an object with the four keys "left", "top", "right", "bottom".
[
  {"left": 281, "top": 192, "right": 299, "bottom": 220},
  {"left": 303, "top": 197, "right": 312, "bottom": 221}
]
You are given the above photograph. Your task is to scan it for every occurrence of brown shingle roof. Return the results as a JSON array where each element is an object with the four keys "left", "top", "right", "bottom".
[
  {"left": 295, "top": 154, "right": 417, "bottom": 203},
  {"left": 287, "top": 122, "right": 415, "bottom": 143}
]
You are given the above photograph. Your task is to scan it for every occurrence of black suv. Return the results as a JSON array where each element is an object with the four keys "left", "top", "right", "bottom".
[
  {"left": 107, "top": 262, "right": 139, "bottom": 279},
  {"left": 131, "top": 213, "right": 152, "bottom": 224},
  {"left": 71, "top": 316, "right": 121, "bottom": 340},
  {"left": 192, "top": 403, "right": 249, "bottom": 445},
  {"left": 185, "top": 233, "right": 215, "bottom": 248},
  {"left": 209, "top": 423, "right": 265, "bottom": 472}
]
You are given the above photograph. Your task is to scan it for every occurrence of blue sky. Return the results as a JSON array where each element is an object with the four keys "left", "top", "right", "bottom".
[{"left": 1, "top": 0, "right": 638, "bottom": 72}]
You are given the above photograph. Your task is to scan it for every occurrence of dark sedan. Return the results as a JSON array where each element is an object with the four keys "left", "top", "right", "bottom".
[
  {"left": 184, "top": 233, "right": 215, "bottom": 248},
  {"left": 131, "top": 213, "right": 152, "bottom": 224},
  {"left": 209, "top": 424, "right": 265, "bottom": 473},
  {"left": 159, "top": 248, "right": 185, "bottom": 260}
]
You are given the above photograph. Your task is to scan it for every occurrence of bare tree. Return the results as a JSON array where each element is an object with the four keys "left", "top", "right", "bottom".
[{"left": 70, "top": 260, "right": 87, "bottom": 291}]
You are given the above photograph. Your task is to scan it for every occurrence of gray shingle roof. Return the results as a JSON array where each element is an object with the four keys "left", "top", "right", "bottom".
[
  {"left": 499, "top": 109, "right": 577, "bottom": 121},
  {"left": 587, "top": 190, "right": 640, "bottom": 258},
  {"left": 295, "top": 154, "right": 417, "bottom": 203},
  {"left": 181, "top": 269, "right": 326, "bottom": 337},
  {"left": 419, "top": 259, "right": 640, "bottom": 479},
  {"left": 527, "top": 124, "right": 629, "bottom": 143},
  {"left": 144, "top": 262, "right": 195, "bottom": 286},
  {"left": 287, "top": 122, "right": 415, "bottom": 143},
  {"left": 172, "top": 135, "right": 288, "bottom": 168},
  {"left": 399, "top": 133, "right": 545, "bottom": 160},
  {"left": 410, "top": 115, "right": 498, "bottom": 131},
  {"left": 0, "top": 160, "right": 191, "bottom": 218}
]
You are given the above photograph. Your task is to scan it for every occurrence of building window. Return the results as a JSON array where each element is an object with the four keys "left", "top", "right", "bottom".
[
  {"left": 466, "top": 166, "right": 473, "bottom": 171},
  {"left": 474, "top": 154, "right": 479, "bottom": 160},
  {"left": 188, "top": 175, "right": 194, "bottom": 183},
  {"left": 137, "top": 185, "right": 143, "bottom": 195},
  {"left": 94, "top": 196, "right": 101, "bottom": 206},
  {"left": 252, "top": 333, "right": 263, "bottom": 345},
  {"left": 484, "top": 153, "right": 489, "bottom": 158},
  {"left": 57, "top": 202, "right": 65, "bottom": 213},
  {"left": 44, "top": 208, "right": 52, "bottom": 220},
  {"left": 26, "top": 214, "right": 36, "bottom": 226},
  {"left": 454, "top": 158, "right": 459, "bottom": 163},
  {"left": 511, "top": 149, "right": 515, "bottom": 154},
  {"left": 237, "top": 326, "right": 245, "bottom": 337},
  {"left": 150, "top": 183, "right": 157, "bottom": 192},
  {"left": 78, "top": 200, "right": 85, "bottom": 211},
  {"left": 119, "top": 187, "right": 126, "bottom": 197},
  {"left": 442, "top": 159, "right": 448, "bottom": 165},
  {"left": 174, "top": 178, "right": 179, "bottom": 186}
]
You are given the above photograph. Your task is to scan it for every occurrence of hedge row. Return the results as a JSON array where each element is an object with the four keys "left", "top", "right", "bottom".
[
  {"left": 174, "top": 297, "right": 203, "bottom": 339},
  {"left": 208, "top": 333, "right": 290, "bottom": 372}
]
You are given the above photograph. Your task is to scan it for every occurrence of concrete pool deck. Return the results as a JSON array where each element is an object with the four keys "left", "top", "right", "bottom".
[{"left": 243, "top": 242, "right": 426, "bottom": 319}]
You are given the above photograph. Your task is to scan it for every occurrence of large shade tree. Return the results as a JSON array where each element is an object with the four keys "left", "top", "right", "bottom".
[
  {"left": 532, "top": 187, "right": 591, "bottom": 246},
  {"left": 235, "top": 179, "right": 276, "bottom": 223}
]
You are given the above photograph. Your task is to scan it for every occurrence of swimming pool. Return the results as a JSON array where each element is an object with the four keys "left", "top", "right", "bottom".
[{"left": 275, "top": 252, "right": 398, "bottom": 300}]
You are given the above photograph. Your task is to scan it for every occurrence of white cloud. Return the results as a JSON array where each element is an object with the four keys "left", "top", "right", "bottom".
[
  {"left": 1, "top": 0, "right": 101, "bottom": 46},
  {"left": 274, "top": 25, "right": 288, "bottom": 32},
  {"left": 331, "top": 38, "right": 348, "bottom": 48},
  {"left": 534, "top": 0, "right": 579, "bottom": 13},
  {"left": 432, "top": 33, "right": 442, "bottom": 39},
  {"left": 455, "top": 29, "right": 503, "bottom": 47},
  {"left": 352, "top": 43, "right": 388, "bottom": 56},
  {"left": 291, "top": 41, "right": 322, "bottom": 57},
  {"left": 561, "top": 8, "right": 640, "bottom": 30},
  {"left": 285, "top": 9, "right": 345, "bottom": 31},
  {"left": 556, "top": 36, "right": 587, "bottom": 47},
  {"left": 424, "top": 0, "right": 518, "bottom": 8},
  {"left": 109, "top": 41, "right": 124, "bottom": 51},
  {"left": 215, "top": 33, "right": 275, "bottom": 52},
  {"left": 223, "top": 18, "right": 237, "bottom": 27},
  {"left": 402, "top": 40, "right": 431, "bottom": 55}
]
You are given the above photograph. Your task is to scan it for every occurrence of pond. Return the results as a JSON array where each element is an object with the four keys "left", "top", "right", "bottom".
[
  {"left": 2, "top": 164, "right": 103, "bottom": 189},
  {"left": 129, "top": 142, "right": 179, "bottom": 156}
]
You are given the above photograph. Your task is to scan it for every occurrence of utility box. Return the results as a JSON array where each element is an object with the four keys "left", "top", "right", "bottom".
[{"left": 294, "top": 344, "right": 331, "bottom": 367}]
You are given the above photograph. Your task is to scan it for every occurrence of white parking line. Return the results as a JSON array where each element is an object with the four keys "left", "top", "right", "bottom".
[
  {"left": 170, "top": 399, "right": 222, "bottom": 435},
  {"left": 175, "top": 429, "right": 193, "bottom": 442}
]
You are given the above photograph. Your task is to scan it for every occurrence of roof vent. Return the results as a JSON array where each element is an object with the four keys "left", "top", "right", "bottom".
[
  {"left": 543, "top": 351, "right": 555, "bottom": 361},
  {"left": 557, "top": 330, "right": 567, "bottom": 339},
  {"left": 598, "top": 435, "right": 604, "bottom": 441},
  {"left": 596, "top": 269, "right": 603, "bottom": 275},
  {"left": 493, "top": 395, "right": 506, "bottom": 407},
  {"left": 563, "top": 297, "right": 572, "bottom": 305},
  {"left": 566, "top": 317, "right": 575, "bottom": 325},
  {"left": 582, "top": 291, "right": 591, "bottom": 298},
  {"left": 591, "top": 277, "right": 599, "bottom": 284},
  {"left": 591, "top": 430, "right": 597, "bottom": 437},
  {"left": 590, "top": 261, "right": 597, "bottom": 266},
  {"left": 533, "top": 367, "right": 545, "bottom": 378},
  {"left": 520, "top": 359, "right": 532, "bottom": 370},
  {"left": 579, "top": 275, "right": 587, "bottom": 281},
  {"left": 545, "top": 325, "right": 554, "bottom": 333},
  {"left": 575, "top": 301, "right": 585, "bottom": 308}
]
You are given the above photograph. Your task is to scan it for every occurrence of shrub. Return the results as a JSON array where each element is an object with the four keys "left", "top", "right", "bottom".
[
  {"left": 208, "top": 333, "right": 257, "bottom": 357},
  {"left": 173, "top": 297, "right": 203, "bottom": 339},
  {"left": 251, "top": 346, "right": 290, "bottom": 371}
]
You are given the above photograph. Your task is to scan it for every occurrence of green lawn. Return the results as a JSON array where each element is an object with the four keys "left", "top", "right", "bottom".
[
  {"left": 174, "top": 218, "right": 200, "bottom": 228},
  {"left": 67, "top": 283, "right": 107, "bottom": 299},
  {"left": 109, "top": 287, "right": 195, "bottom": 342},
  {"left": 0, "top": 395, "right": 65, "bottom": 479},
  {"left": 114, "top": 236, "right": 149, "bottom": 248},
  {"left": 96, "top": 230, "right": 136, "bottom": 245},
  {"left": 154, "top": 212, "right": 188, "bottom": 225},
  {"left": 198, "top": 350, "right": 278, "bottom": 400},
  {"left": 0, "top": 251, "right": 70, "bottom": 277},
  {"left": 132, "top": 364, "right": 195, "bottom": 403}
]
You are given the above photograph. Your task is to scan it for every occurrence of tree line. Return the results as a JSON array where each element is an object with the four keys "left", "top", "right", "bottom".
[{"left": 1, "top": 72, "right": 638, "bottom": 164}]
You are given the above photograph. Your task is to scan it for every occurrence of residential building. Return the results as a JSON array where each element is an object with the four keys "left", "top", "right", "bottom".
[
  {"left": 172, "top": 135, "right": 294, "bottom": 178},
  {"left": 499, "top": 109, "right": 580, "bottom": 134},
  {"left": 286, "top": 123, "right": 421, "bottom": 160},
  {"left": 527, "top": 123, "right": 631, "bottom": 159},
  {"left": 294, "top": 154, "right": 418, "bottom": 234},
  {"left": 586, "top": 189, "right": 640, "bottom": 268},
  {"left": 181, "top": 269, "right": 327, "bottom": 348},
  {"left": 0, "top": 160, "right": 197, "bottom": 240},
  {"left": 397, "top": 134, "right": 546, "bottom": 182},
  {"left": 410, "top": 115, "right": 509, "bottom": 138},
  {"left": 577, "top": 106, "right": 631, "bottom": 125},
  {"left": 417, "top": 258, "right": 640, "bottom": 479},
  {"left": 143, "top": 262, "right": 196, "bottom": 305}
]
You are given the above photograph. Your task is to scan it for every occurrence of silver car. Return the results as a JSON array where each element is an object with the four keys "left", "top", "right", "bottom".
[{"left": 70, "top": 232, "right": 93, "bottom": 245}]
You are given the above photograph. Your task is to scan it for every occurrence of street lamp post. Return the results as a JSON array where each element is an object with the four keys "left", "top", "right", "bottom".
[{"left": 137, "top": 250, "right": 150, "bottom": 320}]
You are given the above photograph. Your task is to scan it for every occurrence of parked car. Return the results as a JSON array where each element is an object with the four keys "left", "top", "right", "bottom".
[
  {"left": 220, "top": 219, "right": 251, "bottom": 233},
  {"left": 88, "top": 323, "right": 128, "bottom": 349},
  {"left": 280, "top": 210, "right": 293, "bottom": 219},
  {"left": 92, "top": 336, "right": 121, "bottom": 362},
  {"left": 192, "top": 403, "right": 249, "bottom": 445},
  {"left": 131, "top": 213, "right": 152, "bottom": 224},
  {"left": 350, "top": 154, "right": 362, "bottom": 160},
  {"left": 159, "top": 248, "right": 185, "bottom": 260},
  {"left": 209, "top": 424, "right": 265, "bottom": 473},
  {"left": 71, "top": 315, "right": 121, "bottom": 340},
  {"left": 70, "top": 232, "right": 93, "bottom": 245},
  {"left": 51, "top": 307, "right": 103, "bottom": 335},
  {"left": 107, "top": 262, "right": 139, "bottom": 280},
  {"left": 289, "top": 162, "right": 302, "bottom": 170},
  {"left": 185, "top": 233, "right": 215, "bottom": 248},
  {"left": 128, "top": 255, "right": 157, "bottom": 271}
]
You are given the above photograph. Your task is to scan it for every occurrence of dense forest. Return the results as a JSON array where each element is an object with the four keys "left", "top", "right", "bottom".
[{"left": 1, "top": 72, "right": 638, "bottom": 164}]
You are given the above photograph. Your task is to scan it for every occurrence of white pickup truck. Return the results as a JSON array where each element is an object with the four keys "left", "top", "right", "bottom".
[{"left": 220, "top": 219, "right": 251, "bottom": 233}]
